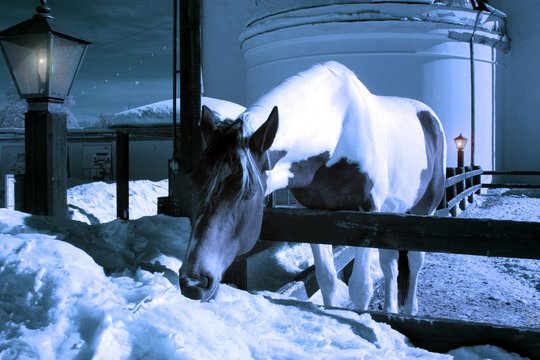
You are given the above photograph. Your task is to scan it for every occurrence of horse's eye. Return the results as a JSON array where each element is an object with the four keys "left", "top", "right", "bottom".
[{"left": 241, "top": 186, "right": 255, "bottom": 200}]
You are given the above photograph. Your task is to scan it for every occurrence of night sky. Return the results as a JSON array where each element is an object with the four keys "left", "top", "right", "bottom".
[{"left": 0, "top": 0, "right": 173, "bottom": 125}]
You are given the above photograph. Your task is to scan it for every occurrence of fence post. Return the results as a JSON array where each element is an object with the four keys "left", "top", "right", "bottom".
[
  {"left": 116, "top": 132, "right": 129, "bottom": 220},
  {"left": 473, "top": 165, "right": 482, "bottom": 196},
  {"left": 456, "top": 167, "right": 466, "bottom": 210},
  {"left": 446, "top": 167, "right": 457, "bottom": 217},
  {"left": 465, "top": 166, "right": 473, "bottom": 203}
]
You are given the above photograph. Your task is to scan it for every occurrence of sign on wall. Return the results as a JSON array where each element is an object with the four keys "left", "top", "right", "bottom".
[{"left": 82, "top": 145, "right": 112, "bottom": 181}]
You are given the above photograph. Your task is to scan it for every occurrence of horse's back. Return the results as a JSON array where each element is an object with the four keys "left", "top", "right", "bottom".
[{"left": 246, "top": 62, "right": 446, "bottom": 213}]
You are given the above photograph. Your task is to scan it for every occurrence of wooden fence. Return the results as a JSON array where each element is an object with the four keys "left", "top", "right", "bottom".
[
  {"left": 437, "top": 165, "right": 482, "bottom": 217},
  {"left": 483, "top": 170, "right": 540, "bottom": 189},
  {"left": 222, "top": 166, "right": 540, "bottom": 358}
]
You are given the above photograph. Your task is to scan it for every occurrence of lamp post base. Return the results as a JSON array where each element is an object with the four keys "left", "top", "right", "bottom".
[
  {"left": 457, "top": 149, "right": 465, "bottom": 168},
  {"left": 24, "top": 108, "right": 67, "bottom": 218}
]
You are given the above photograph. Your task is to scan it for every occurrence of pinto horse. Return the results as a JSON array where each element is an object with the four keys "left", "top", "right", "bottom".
[{"left": 179, "top": 61, "right": 446, "bottom": 315}]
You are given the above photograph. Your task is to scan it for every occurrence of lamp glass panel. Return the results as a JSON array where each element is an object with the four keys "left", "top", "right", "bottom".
[
  {"left": 0, "top": 34, "right": 50, "bottom": 97},
  {"left": 50, "top": 35, "right": 85, "bottom": 98},
  {"left": 454, "top": 137, "right": 467, "bottom": 150}
]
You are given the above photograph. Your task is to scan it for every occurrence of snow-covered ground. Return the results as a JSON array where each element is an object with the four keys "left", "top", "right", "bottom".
[
  {"left": 0, "top": 181, "right": 536, "bottom": 359},
  {"left": 365, "top": 189, "right": 540, "bottom": 328}
]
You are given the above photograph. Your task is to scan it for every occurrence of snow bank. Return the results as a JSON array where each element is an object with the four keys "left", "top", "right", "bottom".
[
  {"left": 0, "top": 209, "right": 451, "bottom": 359},
  {"left": 68, "top": 180, "right": 168, "bottom": 224}
]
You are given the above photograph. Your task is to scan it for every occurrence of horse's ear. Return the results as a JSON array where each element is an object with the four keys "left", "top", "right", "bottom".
[
  {"left": 200, "top": 105, "right": 218, "bottom": 145},
  {"left": 250, "top": 106, "right": 279, "bottom": 155}
]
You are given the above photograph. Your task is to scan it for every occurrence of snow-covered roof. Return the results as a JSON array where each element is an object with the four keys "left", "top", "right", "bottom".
[{"left": 110, "top": 97, "right": 246, "bottom": 127}]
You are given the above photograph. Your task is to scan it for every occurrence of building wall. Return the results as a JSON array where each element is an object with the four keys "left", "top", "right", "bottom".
[
  {"left": 490, "top": 0, "right": 540, "bottom": 182},
  {"left": 202, "top": 0, "right": 540, "bottom": 182}
]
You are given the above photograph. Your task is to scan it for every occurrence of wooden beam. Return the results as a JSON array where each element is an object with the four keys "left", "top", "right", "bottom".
[
  {"left": 277, "top": 246, "right": 355, "bottom": 300},
  {"left": 262, "top": 296, "right": 540, "bottom": 359},
  {"left": 359, "top": 309, "right": 540, "bottom": 359},
  {"left": 261, "top": 208, "right": 540, "bottom": 260}
]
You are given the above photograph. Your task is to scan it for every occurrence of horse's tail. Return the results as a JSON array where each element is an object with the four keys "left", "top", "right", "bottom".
[{"left": 397, "top": 250, "right": 410, "bottom": 307}]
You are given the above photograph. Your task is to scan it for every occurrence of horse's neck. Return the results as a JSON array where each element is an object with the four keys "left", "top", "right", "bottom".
[{"left": 243, "top": 62, "right": 376, "bottom": 195}]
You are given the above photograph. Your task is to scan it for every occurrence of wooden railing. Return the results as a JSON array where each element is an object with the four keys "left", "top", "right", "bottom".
[{"left": 436, "top": 165, "right": 482, "bottom": 217}]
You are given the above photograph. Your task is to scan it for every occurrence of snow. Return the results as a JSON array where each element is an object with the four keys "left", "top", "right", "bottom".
[
  {"left": 110, "top": 97, "right": 246, "bottom": 127},
  {"left": 0, "top": 182, "right": 536, "bottom": 359}
]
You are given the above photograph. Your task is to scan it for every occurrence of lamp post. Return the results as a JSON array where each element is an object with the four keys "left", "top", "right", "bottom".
[
  {"left": 454, "top": 133, "right": 468, "bottom": 168},
  {"left": 128, "top": 81, "right": 139, "bottom": 110},
  {"left": 0, "top": 0, "right": 91, "bottom": 217}
]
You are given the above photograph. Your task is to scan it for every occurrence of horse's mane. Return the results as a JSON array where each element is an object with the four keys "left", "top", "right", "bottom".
[{"left": 193, "top": 118, "right": 261, "bottom": 222}]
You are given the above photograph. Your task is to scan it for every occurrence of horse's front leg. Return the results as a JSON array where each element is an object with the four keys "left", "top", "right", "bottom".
[
  {"left": 310, "top": 244, "right": 338, "bottom": 307},
  {"left": 403, "top": 251, "right": 424, "bottom": 315},
  {"left": 348, "top": 247, "right": 374, "bottom": 310},
  {"left": 378, "top": 249, "right": 399, "bottom": 314}
]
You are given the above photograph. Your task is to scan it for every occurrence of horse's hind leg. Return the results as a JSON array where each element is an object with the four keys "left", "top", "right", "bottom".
[
  {"left": 349, "top": 247, "right": 374, "bottom": 310},
  {"left": 311, "top": 244, "right": 338, "bottom": 307},
  {"left": 403, "top": 251, "right": 425, "bottom": 315},
  {"left": 379, "top": 249, "right": 399, "bottom": 313}
]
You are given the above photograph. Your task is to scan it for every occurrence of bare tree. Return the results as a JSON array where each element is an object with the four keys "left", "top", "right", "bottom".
[
  {"left": 0, "top": 87, "right": 81, "bottom": 128},
  {"left": 0, "top": 88, "right": 26, "bottom": 128}
]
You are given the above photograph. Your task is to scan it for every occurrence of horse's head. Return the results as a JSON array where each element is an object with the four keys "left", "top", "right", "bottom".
[{"left": 179, "top": 105, "right": 278, "bottom": 301}]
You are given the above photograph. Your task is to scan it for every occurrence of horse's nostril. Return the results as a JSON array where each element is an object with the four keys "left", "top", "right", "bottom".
[
  {"left": 182, "top": 275, "right": 208, "bottom": 289},
  {"left": 180, "top": 273, "right": 210, "bottom": 300}
]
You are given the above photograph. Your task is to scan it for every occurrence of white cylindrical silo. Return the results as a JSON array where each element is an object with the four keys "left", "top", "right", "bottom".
[{"left": 240, "top": 1, "right": 509, "bottom": 170}]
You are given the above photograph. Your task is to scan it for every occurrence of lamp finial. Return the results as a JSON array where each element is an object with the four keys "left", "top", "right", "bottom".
[{"left": 34, "top": 0, "right": 54, "bottom": 20}]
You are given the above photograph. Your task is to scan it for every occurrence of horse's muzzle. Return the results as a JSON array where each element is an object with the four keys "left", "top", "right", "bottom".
[{"left": 179, "top": 272, "right": 214, "bottom": 301}]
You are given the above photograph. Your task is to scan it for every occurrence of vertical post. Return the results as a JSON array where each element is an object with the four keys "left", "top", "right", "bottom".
[
  {"left": 447, "top": 167, "right": 457, "bottom": 217},
  {"left": 473, "top": 165, "right": 482, "bottom": 196},
  {"left": 178, "top": 0, "right": 202, "bottom": 170},
  {"left": 116, "top": 132, "right": 129, "bottom": 220},
  {"left": 456, "top": 167, "right": 466, "bottom": 211},
  {"left": 470, "top": 11, "right": 482, "bottom": 167},
  {"left": 24, "top": 107, "right": 67, "bottom": 218},
  {"left": 5, "top": 174, "right": 15, "bottom": 210},
  {"left": 172, "top": 0, "right": 178, "bottom": 158},
  {"left": 165, "top": 0, "right": 202, "bottom": 219},
  {"left": 466, "top": 165, "right": 473, "bottom": 203},
  {"left": 457, "top": 148, "right": 464, "bottom": 168}
]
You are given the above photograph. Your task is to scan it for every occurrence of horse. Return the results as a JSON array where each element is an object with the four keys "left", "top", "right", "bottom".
[{"left": 179, "top": 61, "right": 446, "bottom": 315}]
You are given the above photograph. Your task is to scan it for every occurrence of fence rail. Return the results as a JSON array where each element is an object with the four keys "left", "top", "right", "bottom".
[
  {"left": 482, "top": 170, "right": 540, "bottom": 189},
  {"left": 260, "top": 208, "right": 540, "bottom": 260}
]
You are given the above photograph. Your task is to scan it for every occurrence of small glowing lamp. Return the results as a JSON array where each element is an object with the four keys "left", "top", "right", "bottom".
[{"left": 454, "top": 133, "right": 467, "bottom": 167}]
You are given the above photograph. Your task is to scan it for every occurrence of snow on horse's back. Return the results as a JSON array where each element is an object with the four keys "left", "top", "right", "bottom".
[{"left": 179, "top": 61, "right": 446, "bottom": 315}]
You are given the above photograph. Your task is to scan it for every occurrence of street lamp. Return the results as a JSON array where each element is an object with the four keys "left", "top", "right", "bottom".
[
  {"left": 0, "top": 0, "right": 91, "bottom": 217},
  {"left": 454, "top": 133, "right": 468, "bottom": 168}
]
